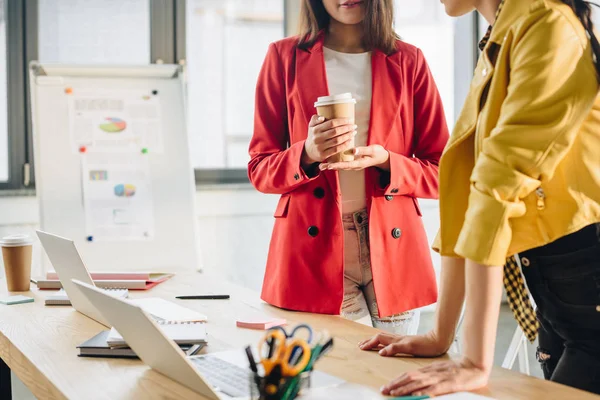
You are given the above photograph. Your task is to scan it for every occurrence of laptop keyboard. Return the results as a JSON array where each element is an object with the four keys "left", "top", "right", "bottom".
[{"left": 191, "top": 356, "right": 251, "bottom": 398}]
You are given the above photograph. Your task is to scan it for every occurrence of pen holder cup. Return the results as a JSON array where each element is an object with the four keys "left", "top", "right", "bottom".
[{"left": 250, "top": 371, "right": 311, "bottom": 400}]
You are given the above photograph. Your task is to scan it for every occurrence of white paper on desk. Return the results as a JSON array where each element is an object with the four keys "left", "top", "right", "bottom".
[
  {"left": 81, "top": 152, "right": 155, "bottom": 241},
  {"left": 302, "top": 383, "right": 384, "bottom": 399},
  {"left": 131, "top": 298, "right": 208, "bottom": 322},
  {"left": 67, "top": 89, "right": 164, "bottom": 154},
  {"left": 436, "top": 393, "right": 494, "bottom": 399},
  {"left": 302, "top": 384, "right": 494, "bottom": 400}
]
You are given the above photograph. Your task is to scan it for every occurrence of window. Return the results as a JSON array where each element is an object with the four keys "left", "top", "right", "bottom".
[
  {"left": 1, "top": 0, "right": 481, "bottom": 191},
  {"left": 186, "top": 0, "right": 284, "bottom": 170},
  {"left": 38, "top": 0, "right": 151, "bottom": 64},
  {"left": 0, "top": 0, "right": 7, "bottom": 182},
  {"left": 394, "top": 0, "right": 456, "bottom": 127}
]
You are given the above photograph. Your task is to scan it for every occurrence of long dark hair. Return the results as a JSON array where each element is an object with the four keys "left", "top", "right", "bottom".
[
  {"left": 297, "top": 0, "right": 399, "bottom": 55},
  {"left": 561, "top": 0, "right": 600, "bottom": 81}
]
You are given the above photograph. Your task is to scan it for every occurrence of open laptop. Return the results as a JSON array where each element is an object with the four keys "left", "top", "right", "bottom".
[
  {"left": 36, "top": 230, "right": 128, "bottom": 327},
  {"left": 72, "top": 279, "right": 344, "bottom": 399}
]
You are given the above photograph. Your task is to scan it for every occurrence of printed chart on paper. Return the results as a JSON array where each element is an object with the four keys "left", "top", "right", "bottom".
[
  {"left": 67, "top": 89, "right": 164, "bottom": 153},
  {"left": 81, "top": 152, "right": 155, "bottom": 241}
]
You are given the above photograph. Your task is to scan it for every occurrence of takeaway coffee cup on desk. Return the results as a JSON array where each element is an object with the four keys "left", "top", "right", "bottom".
[
  {"left": 314, "top": 93, "right": 357, "bottom": 162},
  {"left": 0, "top": 234, "right": 33, "bottom": 292}
]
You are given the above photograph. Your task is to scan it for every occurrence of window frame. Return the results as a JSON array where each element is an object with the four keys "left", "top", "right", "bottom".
[
  {"left": 0, "top": 1, "right": 480, "bottom": 193},
  {"left": 0, "top": 0, "right": 37, "bottom": 194},
  {"left": 184, "top": 0, "right": 290, "bottom": 185},
  {"left": 189, "top": 3, "right": 480, "bottom": 186}
]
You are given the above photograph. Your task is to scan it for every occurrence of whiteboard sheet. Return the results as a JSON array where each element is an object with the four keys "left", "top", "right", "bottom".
[
  {"left": 68, "top": 88, "right": 164, "bottom": 154},
  {"left": 31, "top": 64, "right": 200, "bottom": 273},
  {"left": 81, "top": 152, "right": 155, "bottom": 241}
]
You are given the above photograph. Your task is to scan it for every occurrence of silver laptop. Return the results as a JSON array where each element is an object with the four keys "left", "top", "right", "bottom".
[
  {"left": 72, "top": 279, "right": 344, "bottom": 399},
  {"left": 36, "top": 230, "right": 128, "bottom": 327}
]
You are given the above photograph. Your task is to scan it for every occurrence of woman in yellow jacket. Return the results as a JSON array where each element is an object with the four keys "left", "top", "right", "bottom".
[{"left": 360, "top": 0, "right": 600, "bottom": 396}]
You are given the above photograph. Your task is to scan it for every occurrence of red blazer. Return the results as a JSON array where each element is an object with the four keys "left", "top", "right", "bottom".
[{"left": 248, "top": 35, "right": 449, "bottom": 317}]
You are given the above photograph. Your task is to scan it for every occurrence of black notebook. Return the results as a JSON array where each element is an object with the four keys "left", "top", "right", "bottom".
[{"left": 77, "top": 331, "right": 204, "bottom": 359}]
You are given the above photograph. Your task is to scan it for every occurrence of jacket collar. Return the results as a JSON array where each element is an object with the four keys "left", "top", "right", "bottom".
[
  {"left": 486, "top": 0, "right": 534, "bottom": 48},
  {"left": 301, "top": 31, "right": 325, "bottom": 53}
]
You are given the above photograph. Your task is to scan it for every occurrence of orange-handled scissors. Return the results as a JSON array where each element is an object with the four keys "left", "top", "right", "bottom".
[{"left": 258, "top": 330, "right": 311, "bottom": 377}]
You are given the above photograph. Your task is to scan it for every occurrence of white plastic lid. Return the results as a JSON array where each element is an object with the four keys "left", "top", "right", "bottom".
[
  {"left": 0, "top": 234, "right": 34, "bottom": 247},
  {"left": 314, "top": 93, "right": 356, "bottom": 107}
]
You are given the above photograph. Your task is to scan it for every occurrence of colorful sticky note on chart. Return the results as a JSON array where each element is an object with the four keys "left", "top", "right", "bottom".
[{"left": 65, "top": 87, "right": 73, "bottom": 94}]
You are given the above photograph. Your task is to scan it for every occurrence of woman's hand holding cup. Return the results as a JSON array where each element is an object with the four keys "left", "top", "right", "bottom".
[{"left": 301, "top": 115, "right": 357, "bottom": 168}]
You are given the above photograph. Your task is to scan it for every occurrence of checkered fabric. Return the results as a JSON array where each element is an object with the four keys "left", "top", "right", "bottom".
[
  {"left": 504, "top": 256, "right": 539, "bottom": 342},
  {"left": 479, "top": 0, "right": 507, "bottom": 51}
]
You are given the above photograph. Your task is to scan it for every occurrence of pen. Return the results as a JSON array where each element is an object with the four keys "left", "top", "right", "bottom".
[
  {"left": 267, "top": 337, "right": 275, "bottom": 358},
  {"left": 175, "top": 295, "right": 230, "bottom": 300},
  {"left": 245, "top": 346, "right": 258, "bottom": 373},
  {"left": 245, "top": 346, "right": 263, "bottom": 392},
  {"left": 186, "top": 344, "right": 205, "bottom": 356},
  {"left": 390, "top": 396, "right": 430, "bottom": 400}
]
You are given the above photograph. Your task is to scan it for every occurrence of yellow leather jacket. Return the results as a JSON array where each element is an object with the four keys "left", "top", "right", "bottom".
[{"left": 434, "top": 0, "right": 600, "bottom": 266}]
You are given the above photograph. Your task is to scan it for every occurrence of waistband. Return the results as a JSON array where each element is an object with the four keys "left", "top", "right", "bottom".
[
  {"left": 342, "top": 208, "right": 368, "bottom": 228},
  {"left": 517, "top": 223, "right": 600, "bottom": 275},
  {"left": 520, "top": 223, "right": 599, "bottom": 259}
]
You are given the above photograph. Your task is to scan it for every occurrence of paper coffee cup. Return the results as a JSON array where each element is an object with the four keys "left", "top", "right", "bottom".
[
  {"left": 1, "top": 234, "right": 33, "bottom": 292},
  {"left": 314, "top": 93, "right": 357, "bottom": 162}
]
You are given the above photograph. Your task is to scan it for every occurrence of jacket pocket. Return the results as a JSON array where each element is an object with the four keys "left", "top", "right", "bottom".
[
  {"left": 412, "top": 198, "right": 422, "bottom": 217},
  {"left": 274, "top": 194, "right": 290, "bottom": 218}
]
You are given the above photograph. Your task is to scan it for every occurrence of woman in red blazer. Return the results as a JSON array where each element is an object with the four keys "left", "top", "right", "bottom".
[{"left": 248, "top": 0, "right": 449, "bottom": 334}]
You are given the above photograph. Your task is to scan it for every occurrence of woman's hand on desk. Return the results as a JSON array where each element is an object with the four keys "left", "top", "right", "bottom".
[
  {"left": 358, "top": 331, "right": 449, "bottom": 357},
  {"left": 319, "top": 145, "right": 390, "bottom": 171},
  {"left": 379, "top": 358, "right": 490, "bottom": 397},
  {"left": 301, "top": 115, "right": 357, "bottom": 168}
]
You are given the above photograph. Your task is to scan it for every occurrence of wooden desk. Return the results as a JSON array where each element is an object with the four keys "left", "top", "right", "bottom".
[{"left": 0, "top": 273, "right": 596, "bottom": 400}]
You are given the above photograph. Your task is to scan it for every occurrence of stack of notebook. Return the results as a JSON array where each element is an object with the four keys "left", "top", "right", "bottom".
[
  {"left": 78, "top": 321, "right": 208, "bottom": 358},
  {"left": 77, "top": 329, "right": 206, "bottom": 358},
  {"left": 35, "top": 271, "right": 174, "bottom": 290},
  {"left": 45, "top": 288, "right": 129, "bottom": 306}
]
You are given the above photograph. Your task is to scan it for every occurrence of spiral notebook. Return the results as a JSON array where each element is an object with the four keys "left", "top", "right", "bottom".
[{"left": 107, "top": 320, "right": 208, "bottom": 348}]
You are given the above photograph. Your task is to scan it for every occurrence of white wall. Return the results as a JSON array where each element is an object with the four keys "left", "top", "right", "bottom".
[{"left": 0, "top": 190, "right": 441, "bottom": 301}]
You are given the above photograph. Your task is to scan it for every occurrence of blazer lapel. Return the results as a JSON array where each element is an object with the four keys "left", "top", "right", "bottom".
[
  {"left": 296, "top": 37, "right": 328, "bottom": 127},
  {"left": 295, "top": 36, "right": 339, "bottom": 200},
  {"left": 367, "top": 50, "right": 401, "bottom": 148}
]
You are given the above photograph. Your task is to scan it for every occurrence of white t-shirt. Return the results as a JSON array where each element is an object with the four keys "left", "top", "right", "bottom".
[{"left": 323, "top": 47, "right": 372, "bottom": 213}]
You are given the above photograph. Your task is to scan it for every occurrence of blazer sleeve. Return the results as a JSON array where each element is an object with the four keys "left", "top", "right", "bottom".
[
  {"left": 454, "top": 10, "right": 599, "bottom": 266},
  {"left": 248, "top": 43, "right": 318, "bottom": 195},
  {"left": 382, "top": 49, "right": 449, "bottom": 199}
]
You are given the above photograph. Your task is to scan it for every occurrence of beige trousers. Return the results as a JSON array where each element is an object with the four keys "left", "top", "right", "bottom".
[{"left": 341, "top": 209, "right": 420, "bottom": 335}]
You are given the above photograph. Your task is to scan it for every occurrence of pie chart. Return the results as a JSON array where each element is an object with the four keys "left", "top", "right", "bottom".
[
  {"left": 114, "top": 184, "right": 136, "bottom": 197},
  {"left": 99, "top": 117, "right": 127, "bottom": 133}
]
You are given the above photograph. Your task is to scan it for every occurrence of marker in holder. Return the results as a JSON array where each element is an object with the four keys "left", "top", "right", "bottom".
[
  {"left": 250, "top": 370, "right": 311, "bottom": 400},
  {"left": 247, "top": 324, "right": 333, "bottom": 400}
]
